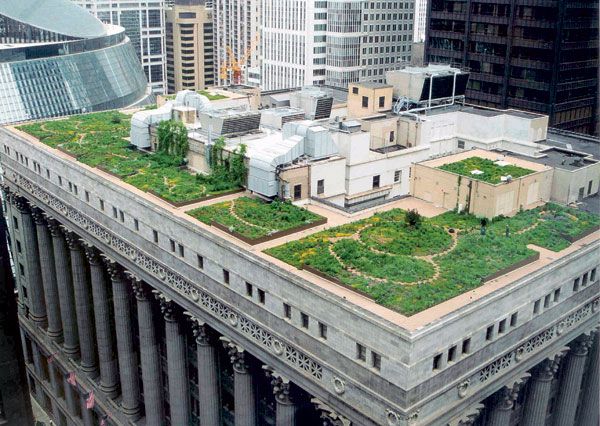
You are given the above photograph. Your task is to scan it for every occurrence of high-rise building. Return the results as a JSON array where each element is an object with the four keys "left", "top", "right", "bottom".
[
  {"left": 165, "top": 0, "right": 215, "bottom": 93},
  {"left": 0, "top": 0, "right": 148, "bottom": 125},
  {"left": 214, "top": 0, "right": 260, "bottom": 86},
  {"left": 414, "top": 0, "right": 428, "bottom": 42},
  {"left": 73, "top": 0, "right": 168, "bottom": 94},
  {"left": 261, "top": 0, "right": 416, "bottom": 91},
  {"left": 425, "top": 0, "right": 599, "bottom": 136}
]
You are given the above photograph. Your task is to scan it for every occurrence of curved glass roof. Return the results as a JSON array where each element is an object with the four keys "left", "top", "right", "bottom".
[{"left": 0, "top": 0, "right": 107, "bottom": 39}]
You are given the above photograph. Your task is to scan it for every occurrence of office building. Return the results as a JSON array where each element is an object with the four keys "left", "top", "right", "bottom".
[
  {"left": 0, "top": 67, "right": 598, "bottom": 426},
  {"left": 414, "top": 0, "right": 428, "bottom": 42},
  {"left": 0, "top": 0, "right": 147, "bottom": 125},
  {"left": 425, "top": 0, "right": 599, "bottom": 136},
  {"left": 165, "top": 0, "right": 215, "bottom": 93},
  {"left": 73, "top": 0, "right": 168, "bottom": 94}
]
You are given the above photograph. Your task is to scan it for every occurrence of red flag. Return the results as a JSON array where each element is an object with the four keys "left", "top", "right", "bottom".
[
  {"left": 86, "top": 390, "right": 95, "bottom": 410},
  {"left": 67, "top": 372, "right": 77, "bottom": 386}
]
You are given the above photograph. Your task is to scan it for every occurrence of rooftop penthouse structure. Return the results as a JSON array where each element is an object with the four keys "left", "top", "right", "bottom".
[{"left": 0, "top": 66, "right": 599, "bottom": 426}]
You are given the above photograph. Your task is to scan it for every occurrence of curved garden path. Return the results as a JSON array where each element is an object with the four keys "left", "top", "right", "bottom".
[{"left": 228, "top": 199, "right": 269, "bottom": 231}]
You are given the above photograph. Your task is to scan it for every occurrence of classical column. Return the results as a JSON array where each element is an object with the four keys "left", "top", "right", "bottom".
[
  {"left": 553, "top": 336, "right": 591, "bottom": 426},
  {"left": 85, "top": 247, "right": 118, "bottom": 398},
  {"left": 577, "top": 331, "right": 599, "bottom": 426},
  {"left": 15, "top": 198, "right": 47, "bottom": 326},
  {"left": 190, "top": 317, "right": 221, "bottom": 425},
  {"left": 48, "top": 220, "right": 79, "bottom": 357},
  {"left": 222, "top": 338, "right": 256, "bottom": 426},
  {"left": 487, "top": 377, "right": 528, "bottom": 426},
  {"left": 31, "top": 341, "right": 48, "bottom": 403},
  {"left": 311, "top": 398, "right": 352, "bottom": 426},
  {"left": 65, "top": 231, "right": 98, "bottom": 377},
  {"left": 32, "top": 209, "right": 62, "bottom": 340},
  {"left": 521, "top": 354, "right": 562, "bottom": 426},
  {"left": 80, "top": 393, "right": 94, "bottom": 426},
  {"left": 159, "top": 294, "right": 190, "bottom": 426},
  {"left": 268, "top": 370, "right": 297, "bottom": 426},
  {"left": 133, "top": 281, "right": 163, "bottom": 425},
  {"left": 63, "top": 375, "right": 79, "bottom": 418},
  {"left": 49, "top": 363, "right": 64, "bottom": 426},
  {"left": 451, "top": 403, "right": 485, "bottom": 426},
  {"left": 107, "top": 264, "right": 141, "bottom": 418}
]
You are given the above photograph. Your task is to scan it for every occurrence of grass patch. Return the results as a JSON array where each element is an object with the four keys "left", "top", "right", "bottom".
[
  {"left": 197, "top": 90, "right": 228, "bottom": 101},
  {"left": 17, "top": 112, "right": 240, "bottom": 203},
  {"left": 265, "top": 203, "right": 599, "bottom": 316},
  {"left": 438, "top": 157, "right": 535, "bottom": 184},
  {"left": 187, "top": 197, "right": 323, "bottom": 240}
]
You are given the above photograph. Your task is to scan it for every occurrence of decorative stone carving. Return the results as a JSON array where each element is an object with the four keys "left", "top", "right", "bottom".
[
  {"left": 46, "top": 217, "right": 63, "bottom": 237},
  {"left": 495, "top": 375, "right": 529, "bottom": 410},
  {"left": 83, "top": 244, "right": 102, "bottom": 265},
  {"left": 186, "top": 313, "right": 211, "bottom": 346},
  {"left": 102, "top": 256, "right": 123, "bottom": 281},
  {"left": 450, "top": 403, "right": 483, "bottom": 426},
  {"left": 154, "top": 291, "right": 176, "bottom": 322},
  {"left": 311, "top": 398, "right": 351, "bottom": 426},
  {"left": 30, "top": 207, "right": 46, "bottom": 225},
  {"left": 63, "top": 229, "right": 81, "bottom": 250},
  {"left": 333, "top": 376, "right": 346, "bottom": 395},
  {"left": 221, "top": 337, "right": 248, "bottom": 373},
  {"left": 268, "top": 370, "right": 294, "bottom": 405},
  {"left": 572, "top": 334, "right": 592, "bottom": 356},
  {"left": 457, "top": 379, "right": 470, "bottom": 398},
  {"left": 13, "top": 195, "right": 30, "bottom": 213}
]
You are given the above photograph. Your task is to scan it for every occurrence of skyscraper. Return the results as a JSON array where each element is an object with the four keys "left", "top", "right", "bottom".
[
  {"left": 165, "top": 0, "right": 215, "bottom": 93},
  {"left": 261, "top": 0, "right": 416, "bottom": 91},
  {"left": 73, "top": 0, "right": 168, "bottom": 94},
  {"left": 425, "top": 0, "right": 599, "bottom": 135}
]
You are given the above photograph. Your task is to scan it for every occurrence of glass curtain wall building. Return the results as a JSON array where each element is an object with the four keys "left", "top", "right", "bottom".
[{"left": 0, "top": 0, "right": 148, "bottom": 125}]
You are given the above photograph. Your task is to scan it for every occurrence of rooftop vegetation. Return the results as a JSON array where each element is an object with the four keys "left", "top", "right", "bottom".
[
  {"left": 438, "top": 157, "right": 535, "bottom": 184},
  {"left": 187, "top": 196, "right": 324, "bottom": 240},
  {"left": 17, "top": 112, "right": 241, "bottom": 204},
  {"left": 197, "top": 90, "right": 228, "bottom": 101},
  {"left": 266, "top": 203, "right": 599, "bottom": 316}
]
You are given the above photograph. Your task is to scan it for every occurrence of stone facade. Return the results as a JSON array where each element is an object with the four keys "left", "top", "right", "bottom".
[{"left": 0, "top": 126, "right": 599, "bottom": 425}]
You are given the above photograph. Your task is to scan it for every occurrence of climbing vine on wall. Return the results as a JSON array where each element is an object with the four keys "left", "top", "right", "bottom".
[
  {"left": 209, "top": 136, "right": 248, "bottom": 186},
  {"left": 157, "top": 120, "right": 189, "bottom": 160}
]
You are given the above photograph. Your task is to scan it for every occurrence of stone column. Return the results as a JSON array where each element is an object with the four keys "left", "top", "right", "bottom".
[
  {"left": 487, "top": 377, "right": 528, "bottom": 426},
  {"left": 268, "top": 371, "right": 297, "bottom": 426},
  {"left": 63, "top": 375, "right": 79, "bottom": 418},
  {"left": 15, "top": 198, "right": 47, "bottom": 326},
  {"left": 159, "top": 295, "right": 190, "bottom": 426},
  {"left": 133, "top": 281, "right": 163, "bottom": 425},
  {"left": 521, "top": 354, "right": 562, "bottom": 426},
  {"left": 65, "top": 231, "right": 97, "bottom": 377},
  {"left": 32, "top": 209, "right": 62, "bottom": 340},
  {"left": 31, "top": 341, "right": 48, "bottom": 403},
  {"left": 190, "top": 317, "right": 221, "bottom": 426},
  {"left": 577, "top": 331, "right": 599, "bottom": 426},
  {"left": 48, "top": 220, "right": 79, "bottom": 357},
  {"left": 49, "top": 363, "right": 64, "bottom": 426},
  {"left": 80, "top": 393, "right": 94, "bottom": 426},
  {"left": 553, "top": 336, "right": 591, "bottom": 426},
  {"left": 85, "top": 247, "right": 119, "bottom": 398},
  {"left": 222, "top": 338, "right": 256, "bottom": 426},
  {"left": 106, "top": 264, "right": 141, "bottom": 418}
]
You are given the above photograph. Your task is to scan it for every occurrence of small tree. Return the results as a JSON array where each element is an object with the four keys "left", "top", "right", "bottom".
[
  {"left": 405, "top": 209, "right": 422, "bottom": 227},
  {"left": 157, "top": 120, "right": 189, "bottom": 159}
]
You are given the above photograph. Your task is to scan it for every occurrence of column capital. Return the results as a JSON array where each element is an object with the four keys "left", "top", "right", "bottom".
[
  {"left": 264, "top": 367, "right": 294, "bottom": 405},
  {"left": 450, "top": 403, "right": 484, "bottom": 426},
  {"left": 102, "top": 256, "right": 123, "bottom": 281},
  {"left": 186, "top": 313, "right": 211, "bottom": 346},
  {"left": 154, "top": 291, "right": 177, "bottom": 321},
  {"left": 46, "top": 217, "right": 63, "bottom": 237},
  {"left": 536, "top": 351, "right": 566, "bottom": 381},
  {"left": 83, "top": 244, "right": 102, "bottom": 266},
  {"left": 0, "top": 182, "right": 10, "bottom": 198},
  {"left": 30, "top": 207, "right": 46, "bottom": 225},
  {"left": 311, "top": 398, "right": 351, "bottom": 426},
  {"left": 221, "top": 337, "right": 249, "bottom": 373},
  {"left": 131, "top": 278, "right": 149, "bottom": 301},
  {"left": 13, "top": 195, "right": 30, "bottom": 213},
  {"left": 571, "top": 335, "right": 593, "bottom": 357},
  {"left": 63, "top": 229, "right": 82, "bottom": 250},
  {"left": 495, "top": 374, "right": 529, "bottom": 410}
]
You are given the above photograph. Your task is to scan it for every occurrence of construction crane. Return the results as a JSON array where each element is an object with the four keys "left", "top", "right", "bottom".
[{"left": 219, "top": 34, "right": 260, "bottom": 85}]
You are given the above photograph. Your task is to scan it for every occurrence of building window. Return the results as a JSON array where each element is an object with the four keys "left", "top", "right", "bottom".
[
  {"left": 153, "top": 230, "right": 159, "bottom": 243},
  {"left": 134, "top": 218, "right": 139, "bottom": 231},
  {"left": 119, "top": 210, "right": 125, "bottom": 222},
  {"left": 19, "top": 263, "right": 24, "bottom": 276},
  {"left": 178, "top": 244, "right": 184, "bottom": 257},
  {"left": 543, "top": 294, "right": 551, "bottom": 308},
  {"left": 257, "top": 289, "right": 265, "bottom": 304},
  {"left": 293, "top": 184, "right": 302, "bottom": 200},
  {"left": 12, "top": 216, "right": 18, "bottom": 230},
  {"left": 99, "top": 199, "right": 105, "bottom": 211},
  {"left": 394, "top": 170, "right": 402, "bottom": 183},
  {"left": 362, "top": 96, "right": 369, "bottom": 108},
  {"left": 379, "top": 96, "right": 385, "bottom": 108},
  {"left": 510, "top": 312, "right": 518, "bottom": 327},
  {"left": 461, "top": 338, "right": 471, "bottom": 354},
  {"left": 582, "top": 272, "right": 588, "bottom": 286},
  {"left": 553, "top": 288, "right": 561, "bottom": 302},
  {"left": 245, "top": 282, "right": 253, "bottom": 297},
  {"left": 591, "top": 268, "right": 597, "bottom": 282},
  {"left": 197, "top": 255, "right": 204, "bottom": 269},
  {"left": 223, "top": 269, "right": 230, "bottom": 284},
  {"left": 283, "top": 303, "right": 291, "bottom": 319},
  {"left": 389, "top": 131, "right": 395, "bottom": 142},
  {"left": 301, "top": 312, "right": 309, "bottom": 329},
  {"left": 498, "top": 319, "right": 506, "bottom": 334},
  {"left": 372, "top": 175, "right": 380, "bottom": 189},
  {"left": 352, "top": 87, "right": 359, "bottom": 94},
  {"left": 112, "top": 207, "right": 118, "bottom": 219},
  {"left": 372, "top": 352, "right": 381, "bottom": 370},
  {"left": 319, "top": 322, "right": 327, "bottom": 339},
  {"left": 85, "top": 191, "right": 90, "bottom": 202},
  {"left": 486, "top": 325, "right": 494, "bottom": 341},
  {"left": 533, "top": 299, "right": 541, "bottom": 314},
  {"left": 16, "top": 240, "right": 22, "bottom": 253},
  {"left": 573, "top": 277, "right": 580, "bottom": 291},
  {"left": 448, "top": 345, "right": 457, "bottom": 362},
  {"left": 432, "top": 353, "right": 442, "bottom": 370},
  {"left": 458, "top": 140, "right": 465, "bottom": 149},
  {"left": 317, "top": 179, "right": 325, "bottom": 195},
  {"left": 356, "top": 343, "right": 367, "bottom": 361},
  {"left": 170, "top": 239, "right": 176, "bottom": 252}
]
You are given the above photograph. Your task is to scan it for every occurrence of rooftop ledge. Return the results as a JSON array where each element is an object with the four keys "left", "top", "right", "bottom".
[{"left": 6, "top": 113, "right": 600, "bottom": 333}]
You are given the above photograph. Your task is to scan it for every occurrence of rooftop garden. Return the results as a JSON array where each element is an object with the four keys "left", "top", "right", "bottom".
[
  {"left": 187, "top": 197, "right": 325, "bottom": 243},
  {"left": 438, "top": 157, "right": 535, "bottom": 184},
  {"left": 266, "top": 203, "right": 599, "bottom": 316},
  {"left": 197, "top": 90, "right": 228, "bottom": 101},
  {"left": 17, "top": 112, "right": 243, "bottom": 205}
]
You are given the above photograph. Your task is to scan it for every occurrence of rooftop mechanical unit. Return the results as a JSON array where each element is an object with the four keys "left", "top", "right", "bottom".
[
  {"left": 289, "top": 87, "right": 334, "bottom": 120},
  {"left": 198, "top": 108, "right": 262, "bottom": 136}
]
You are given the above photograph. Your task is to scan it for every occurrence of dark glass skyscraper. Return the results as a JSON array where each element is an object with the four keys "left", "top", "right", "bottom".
[{"left": 425, "top": 0, "right": 599, "bottom": 136}]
